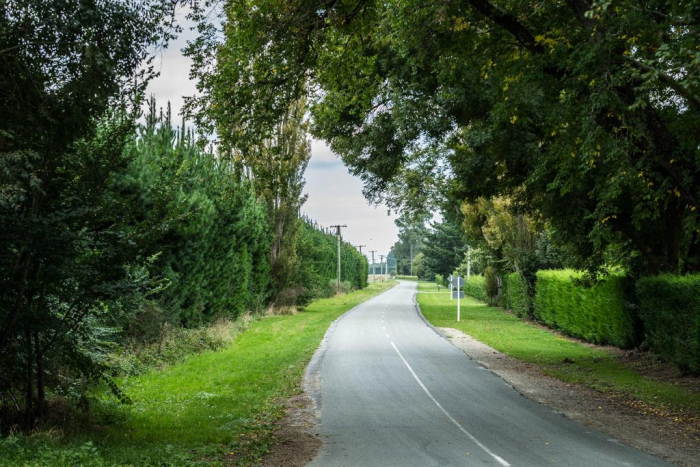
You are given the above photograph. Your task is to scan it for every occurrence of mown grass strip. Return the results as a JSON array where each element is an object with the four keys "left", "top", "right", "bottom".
[
  {"left": 1, "top": 281, "right": 396, "bottom": 466},
  {"left": 416, "top": 281, "right": 700, "bottom": 419}
]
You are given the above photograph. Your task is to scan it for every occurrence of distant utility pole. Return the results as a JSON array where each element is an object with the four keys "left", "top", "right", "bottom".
[
  {"left": 379, "top": 254, "right": 385, "bottom": 281},
  {"left": 369, "top": 250, "right": 377, "bottom": 283},
  {"left": 355, "top": 245, "right": 366, "bottom": 254},
  {"left": 330, "top": 224, "right": 347, "bottom": 292},
  {"left": 410, "top": 242, "right": 414, "bottom": 276}
]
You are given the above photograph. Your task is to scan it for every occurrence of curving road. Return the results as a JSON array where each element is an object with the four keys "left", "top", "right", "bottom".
[{"left": 306, "top": 280, "right": 670, "bottom": 467}]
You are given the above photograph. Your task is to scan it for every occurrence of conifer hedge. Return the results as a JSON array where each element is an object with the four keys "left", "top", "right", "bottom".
[
  {"left": 637, "top": 275, "right": 700, "bottom": 374},
  {"left": 534, "top": 270, "right": 637, "bottom": 348},
  {"left": 122, "top": 104, "right": 271, "bottom": 325}
]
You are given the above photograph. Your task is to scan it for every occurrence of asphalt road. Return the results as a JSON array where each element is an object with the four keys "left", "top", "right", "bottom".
[{"left": 306, "top": 280, "right": 670, "bottom": 467}]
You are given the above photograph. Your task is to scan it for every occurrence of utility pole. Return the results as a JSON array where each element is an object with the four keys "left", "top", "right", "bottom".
[
  {"left": 379, "top": 254, "right": 385, "bottom": 281},
  {"left": 369, "top": 250, "right": 377, "bottom": 283},
  {"left": 330, "top": 224, "right": 347, "bottom": 292},
  {"left": 410, "top": 242, "right": 414, "bottom": 276},
  {"left": 355, "top": 245, "right": 366, "bottom": 254}
]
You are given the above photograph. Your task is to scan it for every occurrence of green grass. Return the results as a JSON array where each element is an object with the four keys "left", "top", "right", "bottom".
[
  {"left": 416, "top": 281, "right": 700, "bottom": 419},
  {"left": 1, "top": 281, "right": 396, "bottom": 466}
]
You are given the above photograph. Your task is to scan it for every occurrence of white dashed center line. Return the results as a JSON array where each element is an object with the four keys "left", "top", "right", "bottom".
[{"left": 388, "top": 340, "right": 511, "bottom": 467}]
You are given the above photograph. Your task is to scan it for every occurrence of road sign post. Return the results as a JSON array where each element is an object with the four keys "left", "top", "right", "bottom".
[{"left": 451, "top": 276, "right": 465, "bottom": 321}]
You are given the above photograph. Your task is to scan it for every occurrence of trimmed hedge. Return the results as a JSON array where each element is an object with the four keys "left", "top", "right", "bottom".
[
  {"left": 637, "top": 275, "right": 700, "bottom": 374},
  {"left": 500, "top": 274, "right": 510, "bottom": 308},
  {"left": 396, "top": 275, "right": 419, "bottom": 281},
  {"left": 463, "top": 275, "right": 488, "bottom": 301},
  {"left": 504, "top": 272, "right": 532, "bottom": 318},
  {"left": 534, "top": 270, "right": 637, "bottom": 348}
]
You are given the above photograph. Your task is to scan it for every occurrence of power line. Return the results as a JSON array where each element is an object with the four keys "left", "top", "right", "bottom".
[{"left": 368, "top": 250, "right": 377, "bottom": 283}]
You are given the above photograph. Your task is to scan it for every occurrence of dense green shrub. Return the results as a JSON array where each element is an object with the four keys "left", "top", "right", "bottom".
[
  {"left": 434, "top": 274, "right": 445, "bottom": 286},
  {"left": 463, "top": 275, "right": 488, "bottom": 301},
  {"left": 637, "top": 275, "right": 700, "bottom": 374},
  {"left": 500, "top": 274, "right": 510, "bottom": 308},
  {"left": 504, "top": 272, "right": 532, "bottom": 318},
  {"left": 484, "top": 267, "right": 500, "bottom": 305},
  {"left": 534, "top": 270, "right": 637, "bottom": 348}
]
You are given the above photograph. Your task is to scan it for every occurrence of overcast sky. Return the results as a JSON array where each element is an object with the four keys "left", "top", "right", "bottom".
[{"left": 145, "top": 9, "right": 398, "bottom": 260}]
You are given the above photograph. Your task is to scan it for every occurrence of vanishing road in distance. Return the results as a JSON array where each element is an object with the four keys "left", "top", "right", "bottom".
[{"left": 306, "top": 281, "right": 669, "bottom": 466}]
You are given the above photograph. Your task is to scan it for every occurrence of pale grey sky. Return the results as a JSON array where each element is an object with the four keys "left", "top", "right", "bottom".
[{"left": 145, "top": 9, "right": 398, "bottom": 259}]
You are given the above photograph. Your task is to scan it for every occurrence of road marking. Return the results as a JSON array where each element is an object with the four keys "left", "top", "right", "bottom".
[{"left": 389, "top": 341, "right": 511, "bottom": 467}]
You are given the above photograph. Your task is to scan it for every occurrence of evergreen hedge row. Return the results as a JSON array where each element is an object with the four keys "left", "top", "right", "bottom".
[
  {"left": 127, "top": 109, "right": 369, "bottom": 321},
  {"left": 637, "top": 275, "right": 700, "bottom": 374},
  {"left": 124, "top": 115, "right": 271, "bottom": 325},
  {"left": 463, "top": 275, "right": 488, "bottom": 301},
  {"left": 295, "top": 219, "right": 368, "bottom": 305},
  {"left": 533, "top": 270, "right": 637, "bottom": 348}
]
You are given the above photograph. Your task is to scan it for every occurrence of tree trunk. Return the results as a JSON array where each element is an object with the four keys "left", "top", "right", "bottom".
[
  {"left": 0, "top": 257, "right": 31, "bottom": 351},
  {"left": 24, "top": 326, "right": 34, "bottom": 429},
  {"left": 34, "top": 331, "right": 45, "bottom": 415}
]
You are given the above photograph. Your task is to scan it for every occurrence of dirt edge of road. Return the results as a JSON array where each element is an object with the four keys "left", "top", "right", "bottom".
[
  {"left": 259, "top": 390, "right": 321, "bottom": 467},
  {"left": 439, "top": 327, "right": 700, "bottom": 467}
]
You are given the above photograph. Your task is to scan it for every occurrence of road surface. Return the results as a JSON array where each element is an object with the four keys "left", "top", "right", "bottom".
[{"left": 306, "top": 281, "right": 670, "bottom": 466}]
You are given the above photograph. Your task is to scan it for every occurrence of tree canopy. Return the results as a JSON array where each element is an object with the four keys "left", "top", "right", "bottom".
[
  {"left": 188, "top": 0, "right": 700, "bottom": 275},
  {"left": 421, "top": 218, "right": 467, "bottom": 279}
]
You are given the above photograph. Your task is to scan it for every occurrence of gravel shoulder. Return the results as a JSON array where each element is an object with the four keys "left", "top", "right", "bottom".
[
  {"left": 259, "top": 391, "right": 321, "bottom": 467},
  {"left": 439, "top": 327, "right": 700, "bottom": 467}
]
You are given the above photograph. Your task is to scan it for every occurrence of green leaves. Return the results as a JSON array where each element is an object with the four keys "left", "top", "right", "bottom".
[
  {"left": 123, "top": 99, "right": 272, "bottom": 325},
  {"left": 193, "top": 0, "right": 700, "bottom": 275}
]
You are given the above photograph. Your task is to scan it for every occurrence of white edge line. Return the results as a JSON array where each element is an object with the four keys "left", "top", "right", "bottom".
[{"left": 389, "top": 340, "right": 511, "bottom": 467}]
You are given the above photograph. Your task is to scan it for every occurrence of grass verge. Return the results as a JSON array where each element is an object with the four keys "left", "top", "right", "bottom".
[
  {"left": 0, "top": 281, "right": 396, "bottom": 466},
  {"left": 416, "top": 281, "right": 700, "bottom": 423}
]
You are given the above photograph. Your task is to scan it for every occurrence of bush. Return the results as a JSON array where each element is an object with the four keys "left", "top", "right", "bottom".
[
  {"left": 504, "top": 272, "right": 532, "bottom": 318},
  {"left": 463, "top": 275, "right": 488, "bottom": 301},
  {"left": 534, "top": 270, "right": 637, "bottom": 348},
  {"left": 484, "top": 267, "right": 500, "bottom": 305},
  {"left": 434, "top": 274, "right": 444, "bottom": 286},
  {"left": 637, "top": 274, "right": 700, "bottom": 374}
]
